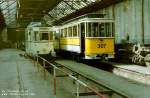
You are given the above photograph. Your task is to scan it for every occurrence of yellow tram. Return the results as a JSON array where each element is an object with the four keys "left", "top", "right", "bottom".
[{"left": 57, "top": 14, "right": 115, "bottom": 60}]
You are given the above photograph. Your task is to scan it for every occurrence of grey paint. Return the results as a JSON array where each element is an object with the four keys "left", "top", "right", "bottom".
[
  {"left": 144, "top": 0, "right": 150, "bottom": 44},
  {"left": 96, "top": 0, "right": 150, "bottom": 44}
]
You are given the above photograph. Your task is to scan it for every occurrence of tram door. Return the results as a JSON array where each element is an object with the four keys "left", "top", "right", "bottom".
[{"left": 80, "top": 23, "right": 85, "bottom": 56}]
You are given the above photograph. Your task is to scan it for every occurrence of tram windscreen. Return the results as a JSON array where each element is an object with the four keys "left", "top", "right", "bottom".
[
  {"left": 40, "top": 33, "right": 49, "bottom": 40},
  {"left": 86, "top": 22, "right": 113, "bottom": 37}
]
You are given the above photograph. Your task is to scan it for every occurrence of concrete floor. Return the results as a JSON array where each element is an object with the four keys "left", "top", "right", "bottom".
[
  {"left": 56, "top": 60, "right": 150, "bottom": 98},
  {"left": 0, "top": 49, "right": 75, "bottom": 98}
]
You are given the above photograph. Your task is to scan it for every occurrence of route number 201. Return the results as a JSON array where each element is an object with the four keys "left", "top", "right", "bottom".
[{"left": 97, "top": 44, "right": 106, "bottom": 48}]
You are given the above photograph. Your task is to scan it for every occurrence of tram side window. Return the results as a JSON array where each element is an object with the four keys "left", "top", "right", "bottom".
[
  {"left": 73, "top": 26, "right": 77, "bottom": 37},
  {"left": 64, "top": 28, "right": 67, "bottom": 37},
  {"left": 54, "top": 31, "right": 59, "bottom": 40},
  {"left": 68, "top": 27, "right": 72, "bottom": 37},
  {"left": 60, "top": 29, "right": 63, "bottom": 38}
]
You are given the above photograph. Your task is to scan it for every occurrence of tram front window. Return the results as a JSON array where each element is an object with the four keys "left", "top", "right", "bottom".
[
  {"left": 87, "top": 23, "right": 98, "bottom": 37},
  {"left": 40, "top": 33, "right": 49, "bottom": 40},
  {"left": 86, "top": 22, "right": 113, "bottom": 37}
]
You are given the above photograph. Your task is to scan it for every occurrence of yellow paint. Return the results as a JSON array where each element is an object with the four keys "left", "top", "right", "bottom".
[
  {"left": 59, "top": 37, "right": 115, "bottom": 56},
  {"left": 85, "top": 38, "right": 115, "bottom": 55},
  {"left": 60, "top": 38, "right": 80, "bottom": 45}
]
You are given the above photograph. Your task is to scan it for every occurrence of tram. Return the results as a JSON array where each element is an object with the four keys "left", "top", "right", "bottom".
[
  {"left": 25, "top": 22, "right": 55, "bottom": 56},
  {"left": 56, "top": 14, "right": 115, "bottom": 60}
]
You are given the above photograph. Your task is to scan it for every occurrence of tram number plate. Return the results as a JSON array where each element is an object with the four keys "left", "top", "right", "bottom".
[{"left": 97, "top": 44, "right": 106, "bottom": 48}]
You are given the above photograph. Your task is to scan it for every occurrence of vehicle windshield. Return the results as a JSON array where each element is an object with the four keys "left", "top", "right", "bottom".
[
  {"left": 86, "top": 22, "right": 114, "bottom": 37},
  {"left": 40, "top": 33, "right": 49, "bottom": 40},
  {"left": 34, "top": 31, "right": 49, "bottom": 41}
]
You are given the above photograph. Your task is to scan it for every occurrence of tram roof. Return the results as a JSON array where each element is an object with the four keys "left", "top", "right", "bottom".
[{"left": 60, "top": 14, "right": 114, "bottom": 27}]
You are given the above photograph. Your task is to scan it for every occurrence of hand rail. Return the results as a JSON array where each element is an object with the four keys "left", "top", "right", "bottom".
[{"left": 32, "top": 54, "right": 106, "bottom": 98}]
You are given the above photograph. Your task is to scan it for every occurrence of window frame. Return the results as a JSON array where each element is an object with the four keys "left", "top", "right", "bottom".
[{"left": 86, "top": 22, "right": 114, "bottom": 38}]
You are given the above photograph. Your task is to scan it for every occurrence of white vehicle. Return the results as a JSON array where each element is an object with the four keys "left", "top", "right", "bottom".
[{"left": 25, "top": 23, "right": 55, "bottom": 56}]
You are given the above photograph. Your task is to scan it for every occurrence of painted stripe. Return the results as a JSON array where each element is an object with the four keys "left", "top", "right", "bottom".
[
  {"left": 60, "top": 38, "right": 80, "bottom": 45},
  {"left": 60, "top": 44, "right": 81, "bottom": 53}
]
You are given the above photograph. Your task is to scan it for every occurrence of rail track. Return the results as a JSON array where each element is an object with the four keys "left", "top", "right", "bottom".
[{"left": 25, "top": 53, "right": 150, "bottom": 98}]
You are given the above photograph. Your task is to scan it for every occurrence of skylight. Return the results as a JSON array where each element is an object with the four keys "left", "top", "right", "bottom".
[
  {"left": 0, "top": 0, "right": 17, "bottom": 25},
  {"left": 44, "top": 0, "right": 98, "bottom": 25}
]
